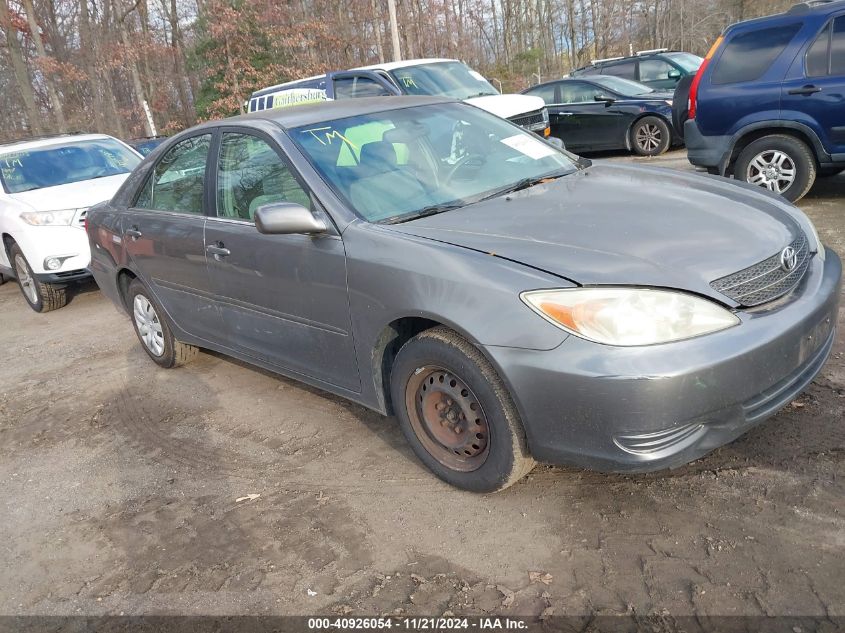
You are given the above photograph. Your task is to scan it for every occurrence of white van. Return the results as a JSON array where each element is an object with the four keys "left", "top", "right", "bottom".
[{"left": 248, "top": 59, "right": 550, "bottom": 137}]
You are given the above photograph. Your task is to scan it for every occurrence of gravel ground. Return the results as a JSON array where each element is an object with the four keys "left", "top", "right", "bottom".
[{"left": 1, "top": 150, "right": 843, "bottom": 620}]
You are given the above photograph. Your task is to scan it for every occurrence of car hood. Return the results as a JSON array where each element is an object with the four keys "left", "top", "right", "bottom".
[
  {"left": 465, "top": 93, "right": 546, "bottom": 119},
  {"left": 7, "top": 173, "right": 130, "bottom": 211},
  {"left": 386, "top": 163, "right": 802, "bottom": 305}
]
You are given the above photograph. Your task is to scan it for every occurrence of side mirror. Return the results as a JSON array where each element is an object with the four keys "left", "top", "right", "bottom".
[
  {"left": 254, "top": 202, "right": 327, "bottom": 235},
  {"left": 594, "top": 94, "right": 615, "bottom": 106},
  {"left": 668, "top": 69, "right": 682, "bottom": 80}
]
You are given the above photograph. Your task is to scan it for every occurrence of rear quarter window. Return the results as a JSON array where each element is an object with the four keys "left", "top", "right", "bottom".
[{"left": 712, "top": 23, "right": 802, "bottom": 85}]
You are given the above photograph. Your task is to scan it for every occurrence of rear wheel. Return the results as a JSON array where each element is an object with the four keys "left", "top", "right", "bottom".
[
  {"left": 631, "top": 116, "right": 671, "bottom": 156},
  {"left": 128, "top": 278, "right": 198, "bottom": 368},
  {"left": 9, "top": 243, "right": 67, "bottom": 312},
  {"left": 390, "top": 326, "right": 534, "bottom": 492},
  {"left": 734, "top": 135, "right": 816, "bottom": 202}
]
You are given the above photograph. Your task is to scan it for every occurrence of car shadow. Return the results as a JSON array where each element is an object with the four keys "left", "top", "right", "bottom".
[{"left": 64, "top": 277, "right": 101, "bottom": 306}]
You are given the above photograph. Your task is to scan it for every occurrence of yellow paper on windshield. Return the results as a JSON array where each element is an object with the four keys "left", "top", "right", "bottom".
[{"left": 501, "top": 134, "right": 556, "bottom": 160}]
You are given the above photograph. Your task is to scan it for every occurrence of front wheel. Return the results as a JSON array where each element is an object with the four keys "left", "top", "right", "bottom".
[
  {"left": 9, "top": 243, "right": 67, "bottom": 312},
  {"left": 128, "top": 278, "right": 198, "bottom": 368},
  {"left": 631, "top": 116, "right": 671, "bottom": 156},
  {"left": 390, "top": 326, "right": 534, "bottom": 493},
  {"left": 734, "top": 135, "right": 816, "bottom": 202}
]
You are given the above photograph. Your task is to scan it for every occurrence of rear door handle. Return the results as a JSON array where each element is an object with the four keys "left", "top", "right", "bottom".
[
  {"left": 788, "top": 85, "right": 821, "bottom": 96},
  {"left": 206, "top": 243, "right": 231, "bottom": 260},
  {"left": 125, "top": 227, "right": 142, "bottom": 240}
]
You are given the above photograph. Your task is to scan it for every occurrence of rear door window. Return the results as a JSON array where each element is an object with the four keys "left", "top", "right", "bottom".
[
  {"left": 525, "top": 83, "right": 559, "bottom": 104},
  {"left": 713, "top": 23, "right": 802, "bottom": 84},
  {"left": 601, "top": 61, "right": 637, "bottom": 79},
  {"left": 806, "top": 22, "right": 831, "bottom": 76},
  {"left": 135, "top": 135, "right": 211, "bottom": 214},
  {"left": 832, "top": 16, "right": 845, "bottom": 75}
]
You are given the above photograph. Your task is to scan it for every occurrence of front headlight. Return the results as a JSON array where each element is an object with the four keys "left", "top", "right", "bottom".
[
  {"left": 803, "top": 217, "right": 825, "bottom": 261},
  {"left": 19, "top": 209, "right": 77, "bottom": 226},
  {"left": 521, "top": 287, "right": 740, "bottom": 346}
]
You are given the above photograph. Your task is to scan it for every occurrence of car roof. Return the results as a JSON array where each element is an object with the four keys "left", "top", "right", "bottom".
[
  {"left": 0, "top": 133, "right": 118, "bottom": 154},
  {"left": 250, "top": 59, "right": 461, "bottom": 98},
  {"left": 353, "top": 58, "right": 457, "bottom": 72},
  {"left": 206, "top": 96, "right": 456, "bottom": 131},
  {"left": 727, "top": 0, "right": 845, "bottom": 32}
]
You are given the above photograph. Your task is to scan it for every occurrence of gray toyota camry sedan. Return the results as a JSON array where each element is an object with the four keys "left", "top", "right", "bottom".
[{"left": 87, "top": 96, "right": 841, "bottom": 492}]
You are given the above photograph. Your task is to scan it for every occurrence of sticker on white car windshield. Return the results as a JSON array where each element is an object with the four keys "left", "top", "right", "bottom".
[{"left": 500, "top": 134, "right": 556, "bottom": 160}]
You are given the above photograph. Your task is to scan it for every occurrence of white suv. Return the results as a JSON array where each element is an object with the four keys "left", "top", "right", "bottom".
[{"left": 0, "top": 133, "right": 142, "bottom": 312}]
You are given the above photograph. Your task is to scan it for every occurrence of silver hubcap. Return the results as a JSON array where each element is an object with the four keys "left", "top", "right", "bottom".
[
  {"left": 133, "top": 294, "right": 165, "bottom": 357},
  {"left": 636, "top": 124, "right": 662, "bottom": 152},
  {"left": 747, "top": 150, "right": 796, "bottom": 194},
  {"left": 14, "top": 254, "right": 38, "bottom": 304}
]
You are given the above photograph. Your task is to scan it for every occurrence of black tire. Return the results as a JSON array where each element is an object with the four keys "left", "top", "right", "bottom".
[
  {"left": 127, "top": 278, "right": 198, "bottom": 368},
  {"left": 390, "top": 326, "right": 534, "bottom": 493},
  {"left": 734, "top": 134, "right": 816, "bottom": 203},
  {"left": 9, "top": 243, "right": 67, "bottom": 313},
  {"left": 818, "top": 166, "right": 844, "bottom": 178},
  {"left": 630, "top": 116, "right": 671, "bottom": 156}
]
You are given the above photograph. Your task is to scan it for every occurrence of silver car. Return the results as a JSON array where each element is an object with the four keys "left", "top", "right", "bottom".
[{"left": 87, "top": 97, "right": 841, "bottom": 492}]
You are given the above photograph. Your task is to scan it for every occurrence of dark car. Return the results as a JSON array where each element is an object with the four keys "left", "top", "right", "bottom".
[
  {"left": 683, "top": 0, "right": 845, "bottom": 202},
  {"left": 522, "top": 75, "right": 679, "bottom": 155},
  {"left": 571, "top": 49, "right": 703, "bottom": 90},
  {"left": 87, "top": 96, "right": 840, "bottom": 493},
  {"left": 129, "top": 136, "right": 168, "bottom": 156}
]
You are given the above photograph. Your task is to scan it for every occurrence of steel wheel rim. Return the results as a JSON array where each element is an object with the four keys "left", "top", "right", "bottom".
[
  {"left": 636, "top": 123, "right": 662, "bottom": 152},
  {"left": 747, "top": 150, "right": 796, "bottom": 194},
  {"left": 404, "top": 366, "right": 490, "bottom": 472},
  {"left": 14, "top": 254, "right": 38, "bottom": 304},
  {"left": 133, "top": 294, "right": 165, "bottom": 357}
]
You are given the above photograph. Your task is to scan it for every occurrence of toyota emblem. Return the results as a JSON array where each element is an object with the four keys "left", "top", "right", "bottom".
[{"left": 780, "top": 246, "right": 798, "bottom": 272}]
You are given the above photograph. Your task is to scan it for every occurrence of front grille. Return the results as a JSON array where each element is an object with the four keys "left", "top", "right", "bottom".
[
  {"left": 509, "top": 109, "right": 547, "bottom": 131},
  {"left": 710, "top": 234, "right": 811, "bottom": 307}
]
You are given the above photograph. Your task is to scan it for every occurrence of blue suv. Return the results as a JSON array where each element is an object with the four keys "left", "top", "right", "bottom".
[{"left": 684, "top": 0, "right": 845, "bottom": 202}]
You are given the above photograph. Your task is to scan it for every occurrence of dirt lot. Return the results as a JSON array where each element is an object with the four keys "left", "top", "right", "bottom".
[{"left": 1, "top": 151, "right": 844, "bottom": 620}]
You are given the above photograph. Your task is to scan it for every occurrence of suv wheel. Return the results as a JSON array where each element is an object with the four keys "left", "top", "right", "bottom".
[
  {"left": 9, "top": 243, "right": 67, "bottom": 312},
  {"left": 390, "top": 326, "right": 534, "bottom": 492},
  {"left": 734, "top": 135, "right": 816, "bottom": 202},
  {"left": 128, "top": 278, "right": 198, "bottom": 368},
  {"left": 631, "top": 116, "right": 671, "bottom": 156}
]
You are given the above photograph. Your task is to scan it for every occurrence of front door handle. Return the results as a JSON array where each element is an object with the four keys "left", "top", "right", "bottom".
[
  {"left": 125, "top": 227, "right": 142, "bottom": 240},
  {"left": 206, "top": 243, "right": 231, "bottom": 260},
  {"left": 788, "top": 85, "right": 821, "bottom": 96}
]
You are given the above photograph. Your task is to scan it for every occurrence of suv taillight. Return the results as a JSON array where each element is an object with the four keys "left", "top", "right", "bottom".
[{"left": 689, "top": 36, "right": 723, "bottom": 119}]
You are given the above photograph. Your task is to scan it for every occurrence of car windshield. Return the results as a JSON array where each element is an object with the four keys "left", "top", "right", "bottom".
[
  {"left": 0, "top": 139, "right": 141, "bottom": 194},
  {"left": 292, "top": 102, "right": 578, "bottom": 223},
  {"left": 388, "top": 62, "right": 499, "bottom": 100},
  {"left": 666, "top": 52, "right": 704, "bottom": 72},
  {"left": 590, "top": 75, "right": 654, "bottom": 96}
]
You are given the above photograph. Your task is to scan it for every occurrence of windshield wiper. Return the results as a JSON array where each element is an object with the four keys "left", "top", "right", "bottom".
[
  {"left": 382, "top": 202, "right": 464, "bottom": 225},
  {"left": 476, "top": 169, "right": 573, "bottom": 203}
]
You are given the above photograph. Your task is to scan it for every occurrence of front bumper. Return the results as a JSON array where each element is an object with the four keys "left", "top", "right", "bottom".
[
  {"left": 484, "top": 250, "right": 842, "bottom": 472},
  {"left": 11, "top": 225, "right": 91, "bottom": 276},
  {"left": 684, "top": 119, "right": 730, "bottom": 172}
]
